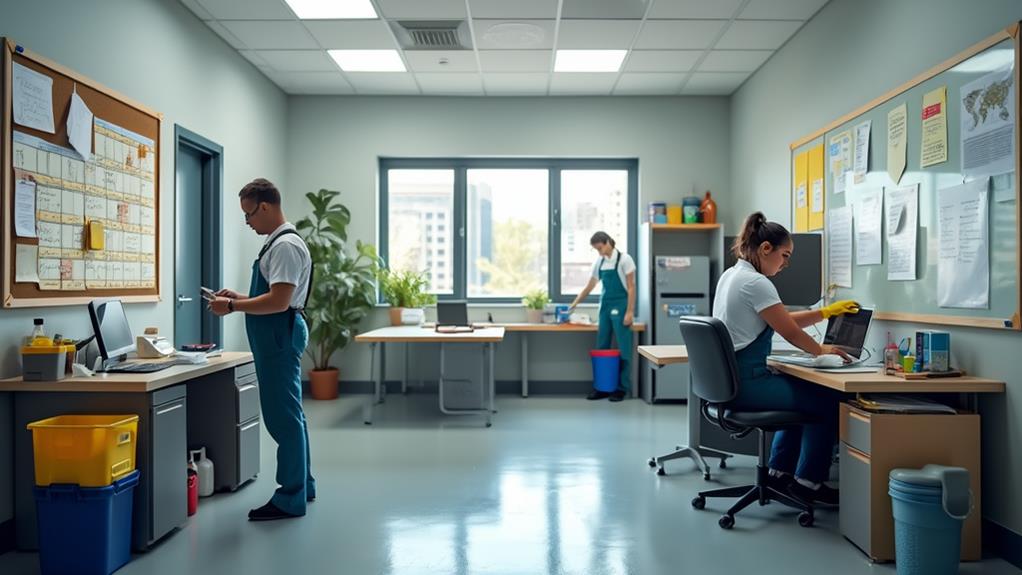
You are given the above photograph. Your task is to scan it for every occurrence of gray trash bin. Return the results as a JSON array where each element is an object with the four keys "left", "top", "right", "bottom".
[{"left": 888, "top": 464, "right": 971, "bottom": 575}]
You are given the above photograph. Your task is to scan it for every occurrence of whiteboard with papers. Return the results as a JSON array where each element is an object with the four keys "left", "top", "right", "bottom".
[{"left": 790, "top": 24, "right": 1020, "bottom": 330}]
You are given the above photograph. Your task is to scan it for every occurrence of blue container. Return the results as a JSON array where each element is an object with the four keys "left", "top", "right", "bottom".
[
  {"left": 590, "top": 350, "right": 621, "bottom": 392},
  {"left": 34, "top": 470, "right": 139, "bottom": 575},
  {"left": 554, "top": 304, "right": 571, "bottom": 324},
  {"left": 889, "top": 478, "right": 965, "bottom": 575}
]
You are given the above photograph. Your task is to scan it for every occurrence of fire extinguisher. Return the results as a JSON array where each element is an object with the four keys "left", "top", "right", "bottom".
[{"left": 187, "top": 456, "right": 199, "bottom": 516}]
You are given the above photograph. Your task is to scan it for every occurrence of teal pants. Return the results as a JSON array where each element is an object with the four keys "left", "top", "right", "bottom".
[{"left": 596, "top": 299, "right": 632, "bottom": 393}]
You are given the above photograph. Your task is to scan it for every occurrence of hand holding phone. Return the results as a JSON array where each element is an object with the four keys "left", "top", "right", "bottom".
[{"left": 200, "top": 286, "right": 216, "bottom": 301}]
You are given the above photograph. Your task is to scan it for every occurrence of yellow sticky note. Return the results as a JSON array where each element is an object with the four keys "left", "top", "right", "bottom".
[{"left": 88, "top": 220, "right": 105, "bottom": 250}]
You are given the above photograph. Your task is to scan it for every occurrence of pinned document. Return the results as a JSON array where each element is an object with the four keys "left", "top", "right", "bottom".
[
  {"left": 961, "top": 63, "right": 1014, "bottom": 180},
  {"left": 15, "top": 177, "right": 37, "bottom": 238},
  {"left": 828, "top": 206, "right": 852, "bottom": 288},
  {"left": 885, "top": 183, "right": 918, "bottom": 281},
  {"left": 887, "top": 103, "right": 907, "bottom": 184},
  {"left": 12, "top": 62, "right": 54, "bottom": 133},
  {"left": 921, "top": 86, "right": 948, "bottom": 167},
  {"left": 67, "top": 87, "right": 94, "bottom": 161},
  {"left": 937, "top": 177, "right": 989, "bottom": 308}
]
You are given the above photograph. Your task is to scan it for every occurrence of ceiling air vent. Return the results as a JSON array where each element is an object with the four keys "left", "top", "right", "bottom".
[{"left": 391, "top": 21, "right": 472, "bottom": 50}]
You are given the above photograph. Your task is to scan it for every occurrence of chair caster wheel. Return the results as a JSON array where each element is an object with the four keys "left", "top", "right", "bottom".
[
  {"left": 703, "top": 472, "right": 711, "bottom": 481},
  {"left": 798, "top": 512, "right": 814, "bottom": 528},
  {"left": 691, "top": 496, "right": 706, "bottom": 510},
  {"left": 656, "top": 467, "right": 666, "bottom": 476},
  {"left": 648, "top": 458, "right": 657, "bottom": 468},
  {"left": 719, "top": 514, "right": 735, "bottom": 529},
  {"left": 719, "top": 459, "right": 727, "bottom": 469}
]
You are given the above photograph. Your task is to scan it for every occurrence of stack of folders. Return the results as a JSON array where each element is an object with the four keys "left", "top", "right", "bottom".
[{"left": 853, "top": 395, "right": 957, "bottom": 415}]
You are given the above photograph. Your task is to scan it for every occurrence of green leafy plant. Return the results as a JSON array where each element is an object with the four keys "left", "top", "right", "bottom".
[
  {"left": 522, "top": 289, "right": 550, "bottom": 310},
  {"left": 296, "top": 189, "right": 380, "bottom": 371},
  {"left": 377, "top": 268, "right": 437, "bottom": 308}
]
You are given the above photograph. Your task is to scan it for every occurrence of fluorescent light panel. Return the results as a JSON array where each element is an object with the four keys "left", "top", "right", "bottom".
[
  {"left": 554, "top": 50, "right": 627, "bottom": 72},
  {"left": 283, "top": 0, "right": 377, "bottom": 19},
  {"left": 329, "top": 50, "right": 406, "bottom": 72}
]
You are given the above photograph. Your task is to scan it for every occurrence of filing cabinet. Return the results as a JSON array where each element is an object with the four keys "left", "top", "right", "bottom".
[{"left": 187, "top": 362, "right": 260, "bottom": 492}]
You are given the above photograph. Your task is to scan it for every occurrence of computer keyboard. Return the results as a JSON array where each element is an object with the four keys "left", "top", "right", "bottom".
[{"left": 105, "top": 361, "right": 176, "bottom": 373}]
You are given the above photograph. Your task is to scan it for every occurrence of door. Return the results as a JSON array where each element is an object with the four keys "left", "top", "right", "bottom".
[{"left": 174, "top": 126, "right": 223, "bottom": 348}]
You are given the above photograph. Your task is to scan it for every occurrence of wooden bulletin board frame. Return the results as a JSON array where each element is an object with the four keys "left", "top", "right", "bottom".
[
  {"left": 789, "top": 23, "right": 1021, "bottom": 331},
  {"left": 2, "top": 38, "right": 162, "bottom": 308}
]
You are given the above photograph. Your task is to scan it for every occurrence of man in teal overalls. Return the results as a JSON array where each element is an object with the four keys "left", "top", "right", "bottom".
[
  {"left": 210, "top": 178, "right": 316, "bottom": 521},
  {"left": 568, "top": 231, "right": 637, "bottom": 402}
]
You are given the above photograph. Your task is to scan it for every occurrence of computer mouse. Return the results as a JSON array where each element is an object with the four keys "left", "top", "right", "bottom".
[{"left": 814, "top": 354, "right": 847, "bottom": 368}]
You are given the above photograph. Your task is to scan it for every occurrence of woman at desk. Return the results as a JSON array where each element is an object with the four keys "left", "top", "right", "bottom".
[
  {"left": 713, "top": 212, "right": 858, "bottom": 505},
  {"left": 568, "top": 231, "right": 636, "bottom": 402}
]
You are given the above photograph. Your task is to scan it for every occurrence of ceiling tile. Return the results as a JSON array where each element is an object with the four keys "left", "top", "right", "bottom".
[
  {"left": 345, "top": 72, "right": 420, "bottom": 94},
  {"left": 479, "top": 50, "right": 551, "bottom": 72},
  {"left": 263, "top": 71, "right": 355, "bottom": 95},
  {"left": 624, "top": 50, "right": 701, "bottom": 72},
  {"left": 634, "top": 20, "right": 727, "bottom": 50},
  {"left": 647, "top": 0, "right": 744, "bottom": 19},
  {"left": 740, "top": 0, "right": 830, "bottom": 21},
  {"left": 377, "top": 0, "right": 467, "bottom": 19},
  {"left": 561, "top": 0, "right": 649, "bottom": 20},
  {"left": 614, "top": 73, "right": 686, "bottom": 95},
  {"left": 469, "top": 0, "right": 558, "bottom": 19},
  {"left": 699, "top": 50, "right": 772, "bottom": 72},
  {"left": 405, "top": 51, "right": 479, "bottom": 73},
  {"left": 206, "top": 21, "right": 249, "bottom": 49},
  {"left": 549, "top": 73, "right": 617, "bottom": 95},
  {"left": 196, "top": 0, "right": 295, "bottom": 19},
  {"left": 303, "top": 20, "right": 397, "bottom": 49},
  {"left": 220, "top": 20, "right": 319, "bottom": 49},
  {"left": 556, "top": 20, "right": 641, "bottom": 49},
  {"left": 254, "top": 49, "right": 337, "bottom": 72},
  {"left": 180, "top": 0, "right": 214, "bottom": 20},
  {"left": 716, "top": 20, "right": 803, "bottom": 49},
  {"left": 416, "top": 73, "right": 484, "bottom": 95},
  {"left": 681, "top": 71, "right": 749, "bottom": 94},
  {"left": 483, "top": 73, "right": 549, "bottom": 94},
  {"left": 238, "top": 50, "right": 270, "bottom": 68},
  {"left": 473, "top": 20, "right": 556, "bottom": 50}
]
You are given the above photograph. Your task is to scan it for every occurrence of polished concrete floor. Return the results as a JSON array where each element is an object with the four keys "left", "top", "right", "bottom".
[{"left": 1, "top": 394, "right": 1018, "bottom": 574}]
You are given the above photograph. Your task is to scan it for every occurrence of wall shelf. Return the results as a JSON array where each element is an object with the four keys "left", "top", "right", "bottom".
[{"left": 650, "top": 223, "right": 721, "bottom": 231}]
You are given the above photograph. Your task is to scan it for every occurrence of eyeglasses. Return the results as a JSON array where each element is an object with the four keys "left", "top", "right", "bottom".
[{"left": 243, "top": 203, "right": 261, "bottom": 222}]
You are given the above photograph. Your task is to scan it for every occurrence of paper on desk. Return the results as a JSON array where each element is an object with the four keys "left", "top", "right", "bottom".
[
  {"left": 938, "top": 177, "right": 989, "bottom": 308},
  {"left": 12, "top": 62, "right": 54, "bottom": 133},
  {"left": 885, "top": 183, "right": 918, "bottom": 281},
  {"left": 853, "top": 186, "right": 883, "bottom": 266},
  {"left": 15, "top": 244, "right": 40, "bottom": 283},
  {"left": 15, "top": 177, "right": 37, "bottom": 238},
  {"left": 828, "top": 206, "right": 853, "bottom": 288}
]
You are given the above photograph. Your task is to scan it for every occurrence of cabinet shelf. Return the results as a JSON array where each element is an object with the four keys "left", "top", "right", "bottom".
[{"left": 650, "top": 223, "right": 721, "bottom": 231}]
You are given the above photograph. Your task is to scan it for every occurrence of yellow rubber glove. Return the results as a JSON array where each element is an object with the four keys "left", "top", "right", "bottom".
[{"left": 821, "top": 300, "right": 860, "bottom": 319}]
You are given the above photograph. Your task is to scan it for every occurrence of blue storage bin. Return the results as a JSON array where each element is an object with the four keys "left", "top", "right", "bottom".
[
  {"left": 888, "top": 466, "right": 970, "bottom": 575},
  {"left": 590, "top": 350, "right": 621, "bottom": 392},
  {"left": 34, "top": 470, "right": 139, "bottom": 575}
]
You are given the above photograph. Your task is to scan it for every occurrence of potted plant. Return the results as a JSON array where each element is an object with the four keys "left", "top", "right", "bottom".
[
  {"left": 296, "top": 188, "right": 379, "bottom": 400},
  {"left": 378, "top": 268, "right": 436, "bottom": 326},
  {"left": 522, "top": 289, "right": 550, "bottom": 324}
]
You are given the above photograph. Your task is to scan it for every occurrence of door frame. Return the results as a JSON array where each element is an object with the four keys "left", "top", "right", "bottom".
[{"left": 174, "top": 125, "right": 224, "bottom": 348}]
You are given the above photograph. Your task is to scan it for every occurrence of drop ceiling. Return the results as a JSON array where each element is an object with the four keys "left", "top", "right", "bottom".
[{"left": 181, "top": 0, "right": 829, "bottom": 96}]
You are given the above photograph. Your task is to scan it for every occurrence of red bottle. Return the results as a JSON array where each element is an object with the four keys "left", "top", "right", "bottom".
[
  {"left": 700, "top": 191, "right": 717, "bottom": 224},
  {"left": 187, "top": 470, "right": 198, "bottom": 516}
]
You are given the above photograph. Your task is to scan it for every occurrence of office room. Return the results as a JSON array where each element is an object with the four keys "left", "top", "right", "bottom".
[{"left": 1, "top": 0, "right": 1021, "bottom": 573}]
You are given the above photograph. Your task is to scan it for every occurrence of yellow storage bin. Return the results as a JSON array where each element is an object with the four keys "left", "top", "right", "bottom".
[{"left": 27, "top": 415, "right": 139, "bottom": 487}]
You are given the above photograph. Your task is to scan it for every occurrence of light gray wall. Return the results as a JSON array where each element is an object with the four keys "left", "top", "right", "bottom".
[
  {"left": 0, "top": 0, "right": 287, "bottom": 529},
  {"left": 285, "top": 95, "right": 731, "bottom": 381},
  {"left": 730, "top": 0, "right": 1022, "bottom": 534}
]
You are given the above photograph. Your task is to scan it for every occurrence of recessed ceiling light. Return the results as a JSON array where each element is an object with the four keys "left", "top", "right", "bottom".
[
  {"left": 284, "top": 0, "right": 377, "bottom": 19},
  {"left": 329, "top": 50, "right": 406, "bottom": 72},
  {"left": 554, "top": 50, "right": 627, "bottom": 72}
]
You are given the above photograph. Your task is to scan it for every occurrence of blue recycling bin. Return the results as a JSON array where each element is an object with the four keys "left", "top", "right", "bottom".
[
  {"left": 590, "top": 350, "right": 621, "bottom": 392},
  {"left": 888, "top": 465, "right": 970, "bottom": 575}
]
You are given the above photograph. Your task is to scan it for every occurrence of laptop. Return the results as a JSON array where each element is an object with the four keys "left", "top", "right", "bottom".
[
  {"left": 88, "top": 299, "right": 181, "bottom": 373},
  {"left": 769, "top": 307, "right": 875, "bottom": 368},
  {"left": 435, "top": 300, "right": 474, "bottom": 333}
]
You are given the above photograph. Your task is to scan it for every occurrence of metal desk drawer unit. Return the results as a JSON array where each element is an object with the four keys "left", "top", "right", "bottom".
[{"left": 186, "top": 361, "right": 260, "bottom": 492}]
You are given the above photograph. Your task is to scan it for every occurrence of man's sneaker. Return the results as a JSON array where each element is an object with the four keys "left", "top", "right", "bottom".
[
  {"left": 788, "top": 481, "right": 840, "bottom": 506},
  {"left": 586, "top": 390, "right": 610, "bottom": 400}
]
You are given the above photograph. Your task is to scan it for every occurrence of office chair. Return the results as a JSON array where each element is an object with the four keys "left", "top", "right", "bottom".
[{"left": 680, "top": 316, "right": 815, "bottom": 530}]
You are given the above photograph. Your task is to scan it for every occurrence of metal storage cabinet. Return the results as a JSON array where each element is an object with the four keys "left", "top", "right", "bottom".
[
  {"left": 186, "top": 362, "right": 260, "bottom": 491},
  {"left": 652, "top": 255, "right": 709, "bottom": 401},
  {"left": 149, "top": 391, "right": 187, "bottom": 544}
]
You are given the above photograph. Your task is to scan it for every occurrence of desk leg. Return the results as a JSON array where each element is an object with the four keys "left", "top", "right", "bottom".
[
  {"left": 490, "top": 342, "right": 497, "bottom": 414},
  {"left": 521, "top": 334, "right": 529, "bottom": 398},
  {"left": 631, "top": 334, "right": 639, "bottom": 399},
  {"left": 402, "top": 343, "right": 408, "bottom": 395},
  {"left": 363, "top": 342, "right": 377, "bottom": 425}
]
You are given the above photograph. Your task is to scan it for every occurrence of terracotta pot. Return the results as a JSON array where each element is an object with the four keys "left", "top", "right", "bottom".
[
  {"left": 388, "top": 307, "right": 403, "bottom": 326},
  {"left": 525, "top": 308, "right": 543, "bottom": 324},
  {"left": 309, "top": 368, "right": 339, "bottom": 400}
]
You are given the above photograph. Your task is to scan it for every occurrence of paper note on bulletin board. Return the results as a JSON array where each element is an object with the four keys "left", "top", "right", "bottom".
[
  {"left": 794, "top": 150, "right": 809, "bottom": 232},
  {"left": 807, "top": 144, "right": 825, "bottom": 230}
]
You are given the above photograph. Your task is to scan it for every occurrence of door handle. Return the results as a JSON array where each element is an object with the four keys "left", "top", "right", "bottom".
[{"left": 177, "top": 294, "right": 193, "bottom": 303}]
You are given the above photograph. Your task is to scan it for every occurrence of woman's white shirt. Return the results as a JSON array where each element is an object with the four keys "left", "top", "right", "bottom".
[{"left": 712, "top": 259, "right": 781, "bottom": 350}]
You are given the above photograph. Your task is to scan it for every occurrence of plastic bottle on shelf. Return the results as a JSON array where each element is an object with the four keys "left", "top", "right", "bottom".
[
  {"left": 28, "top": 318, "right": 51, "bottom": 346},
  {"left": 700, "top": 191, "right": 717, "bottom": 224},
  {"left": 884, "top": 331, "right": 901, "bottom": 375}
]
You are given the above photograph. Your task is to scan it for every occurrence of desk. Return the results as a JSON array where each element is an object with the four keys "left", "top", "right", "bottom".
[
  {"left": 0, "top": 352, "right": 257, "bottom": 551},
  {"left": 355, "top": 327, "right": 505, "bottom": 427}
]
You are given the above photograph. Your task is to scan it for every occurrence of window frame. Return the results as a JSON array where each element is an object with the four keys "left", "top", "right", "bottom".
[{"left": 379, "top": 157, "right": 638, "bottom": 304}]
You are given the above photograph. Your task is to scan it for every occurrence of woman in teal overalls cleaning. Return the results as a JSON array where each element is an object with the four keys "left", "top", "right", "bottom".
[
  {"left": 210, "top": 178, "right": 316, "bottom": 521},
  {"left": 569, "top": 231, "right": 636, "bottom": 402}
]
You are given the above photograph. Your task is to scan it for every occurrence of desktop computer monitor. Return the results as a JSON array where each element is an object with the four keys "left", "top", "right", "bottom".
[
  {"left": 88, "top": 299, "right": 136, "bottom": 360},
  {"left": 724, "top": 233, "right": 823, "bottom": 306}
]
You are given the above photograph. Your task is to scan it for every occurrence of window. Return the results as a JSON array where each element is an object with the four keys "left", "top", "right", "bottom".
[{"left": 380, "top": 159, "right": 637, "bottom": 302}]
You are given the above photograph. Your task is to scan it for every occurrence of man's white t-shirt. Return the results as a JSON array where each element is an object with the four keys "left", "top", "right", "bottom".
[
  {"left": 259, "top": 223, "right": 312, "bottom": 310},
  {"left": 591, "top": 249, "right": 636, "bottom": 287},
  {"left": 712, "top": 259, "right": 782, "bottom": 351}
]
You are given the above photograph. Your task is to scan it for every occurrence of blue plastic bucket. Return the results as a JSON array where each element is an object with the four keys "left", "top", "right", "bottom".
[
  {"left": 590, "top": 350, "right": 621, "bottom": 392},
  {"left": 34, "top": 470, "right": 139, "bottom": 575},
  {"left": 889, "top": 478, "right": 964, "bottom": 575}
]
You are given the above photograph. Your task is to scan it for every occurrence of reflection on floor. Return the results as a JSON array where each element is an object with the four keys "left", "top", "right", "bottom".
[{"left": 0, "top": 395, "right": 1016, "bottom": 574}]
